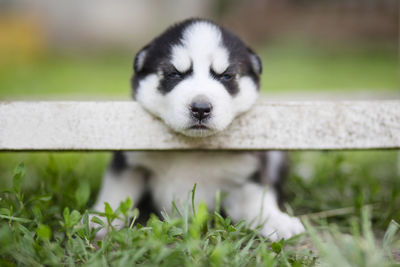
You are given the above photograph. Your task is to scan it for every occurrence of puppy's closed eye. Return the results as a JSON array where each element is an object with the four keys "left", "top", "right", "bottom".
[{"left": 210, "top": 69, "right": 234, "bottom": 82}]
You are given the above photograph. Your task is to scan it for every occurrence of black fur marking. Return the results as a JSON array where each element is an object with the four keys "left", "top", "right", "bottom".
[
  {"left": 273, "top": 155, "right": 289, "bottom": 206},
  {"left": 115, "top": 165, "right": 157, "bottom": 224},
  {"left": 109, "top": 151, "right": 127, "bottom": 174},
  {"left": 249, "top": 170, "right": 262, "bottom": 183},
  {"left": 210, "top": 67, "right": 239, "bottom": 95},
  {"left": 135, "top": 189, "right": 160, "bottom": 225},
  {"left": 159, "top": 64, "right": 193, "bottom": 94},
  {"left": 249, "top": 152, "right": 289, "bottom": 205},
  {"left": 220, "top": 27, "right": 261, "bottom": 89}
]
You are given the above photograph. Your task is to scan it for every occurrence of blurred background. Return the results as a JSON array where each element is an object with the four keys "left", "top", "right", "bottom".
[{"left": 0, "top": 0, "right": 399, "bottom": 225}]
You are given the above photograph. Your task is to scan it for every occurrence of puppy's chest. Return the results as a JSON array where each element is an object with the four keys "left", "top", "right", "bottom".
[{"left": 125, "top": 151, "right": 259, "bottom": 186}]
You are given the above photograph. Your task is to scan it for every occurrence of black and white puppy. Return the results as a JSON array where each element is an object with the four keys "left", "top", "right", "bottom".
[{"left": 93, "top": 19, "right": 304, "bottom": 240}]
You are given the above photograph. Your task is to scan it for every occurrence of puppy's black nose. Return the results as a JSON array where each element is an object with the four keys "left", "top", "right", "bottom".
[{"left": 191, "top": 101, "right": 212, "bottom": 120}]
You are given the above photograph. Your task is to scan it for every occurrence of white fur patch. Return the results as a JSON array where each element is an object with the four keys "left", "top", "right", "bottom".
[
  {"left": 171, "top": 45, "right": 191, "bottom": 73},
  {"left": 180, "top": 21, "right": 228, "bottom": 75},
  {"left": 224, "top": 183, "right": 305, "bottom": 241},
  {"left": 233, "top": 76, "right": 259, "bottom": 115},
  {"left": 125, "top": 151, "right": 259, "bottom": 211},
  {"left": 174, "top": 21, "right": 230, "bottom": 79},
  {"left": 136, "top": 74, "right": 164, "bottom": 118},
  {"left": 211, "top": 47, "right": 230, "bottom": 74}
]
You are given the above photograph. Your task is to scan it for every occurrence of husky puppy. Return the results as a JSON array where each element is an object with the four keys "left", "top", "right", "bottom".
[{"left": 93, "top": 19, "right": 304, "bottom": 240}]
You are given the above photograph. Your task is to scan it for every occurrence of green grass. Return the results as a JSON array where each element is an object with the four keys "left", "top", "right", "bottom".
[{"left": 0, "top": 151, "right": 399, "bottom": 266}]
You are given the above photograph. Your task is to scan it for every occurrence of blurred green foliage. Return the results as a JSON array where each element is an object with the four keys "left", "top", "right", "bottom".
[
  {"left": 0, "top": 41, "right": 397, "bottom": 99},
  {"left": 260, "top": 41, "right": 398, "bottom": 91}
]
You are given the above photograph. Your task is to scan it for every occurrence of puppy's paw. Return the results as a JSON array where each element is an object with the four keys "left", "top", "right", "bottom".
[{"left": 261, "top": 214, "right": 305, "bottom": 241}]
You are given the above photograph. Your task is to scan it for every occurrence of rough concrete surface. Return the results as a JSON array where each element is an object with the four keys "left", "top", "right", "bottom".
[{"left": 0, "top": 100, "right": 399, "bottom": 150}]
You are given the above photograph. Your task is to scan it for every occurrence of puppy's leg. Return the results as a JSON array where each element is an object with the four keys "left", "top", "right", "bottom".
[
  {"left": 223, "top": 183, "right": 304, "bottom": 241},
  {"left": 91, "top": 153, "right": 147, "bottom": 236}
]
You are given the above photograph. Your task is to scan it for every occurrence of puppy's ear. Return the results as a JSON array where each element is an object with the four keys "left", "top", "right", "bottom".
[
  {"left": 134, "top": 45, "right": 150, "bottom": 73},
  {"left": 247, "top": 48, "right": 262, "bottom": 75}
]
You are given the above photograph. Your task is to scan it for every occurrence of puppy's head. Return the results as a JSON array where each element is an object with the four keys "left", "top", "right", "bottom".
[{"left": 132, "top": 19, "right": 262, "bottom": 137}]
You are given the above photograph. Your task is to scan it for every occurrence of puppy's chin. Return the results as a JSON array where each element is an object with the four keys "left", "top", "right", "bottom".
[
  {"left": 174, "top": 119, "right": 231, "bottom": 137},
  {"left": 178, "top": 127, "right": 218, "bottom": 138}
]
